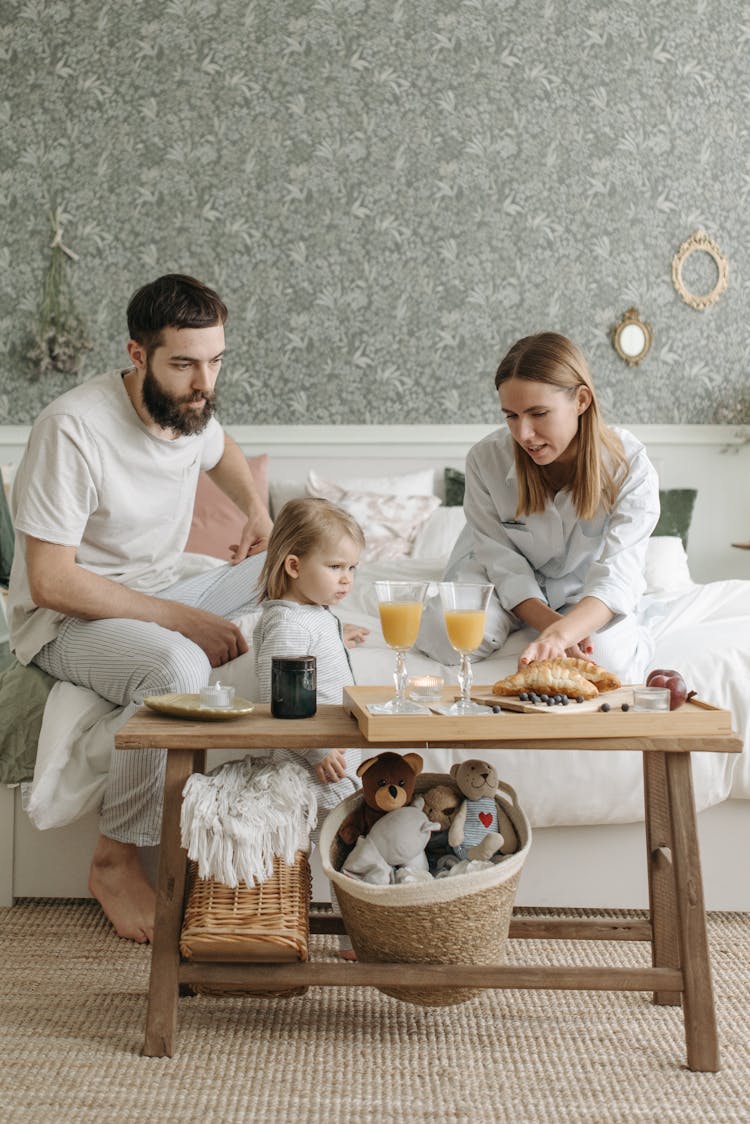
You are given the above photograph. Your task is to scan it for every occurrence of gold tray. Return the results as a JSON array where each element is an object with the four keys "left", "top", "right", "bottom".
[{"left": 143, "top": 693, "right": 256, "bottom": 721}]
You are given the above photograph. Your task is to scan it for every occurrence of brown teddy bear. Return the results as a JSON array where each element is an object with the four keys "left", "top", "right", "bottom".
[{"left": 337, "top": 751, "right": 423, "bottom": 846}]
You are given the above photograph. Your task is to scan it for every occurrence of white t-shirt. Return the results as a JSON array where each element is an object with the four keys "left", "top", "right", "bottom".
[{"left": 9, "top": 369, "right": 225, "bottom": 663}]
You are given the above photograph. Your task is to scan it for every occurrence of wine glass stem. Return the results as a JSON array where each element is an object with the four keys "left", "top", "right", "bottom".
[
  {"left": 394, "top": 650, "right": 408, "bottom": 704},
  {"left": 457, "top": 652, "right": 472, "bottom": 704}
]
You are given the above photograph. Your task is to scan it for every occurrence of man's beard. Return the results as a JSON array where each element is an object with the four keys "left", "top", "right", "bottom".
[{"left": 141, "top": 361, "right": 216, "bottom": 436}]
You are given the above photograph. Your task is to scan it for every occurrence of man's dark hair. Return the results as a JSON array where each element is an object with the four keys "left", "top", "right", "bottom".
[{"left": 126, "top": 273, "right": 228, "bottom": 354}]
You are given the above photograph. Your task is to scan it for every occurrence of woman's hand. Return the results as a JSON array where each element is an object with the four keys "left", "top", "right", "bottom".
[
  {"left": 515, "top": 595, "right": 608, "bottom": 667},
  {"left": 519, "top": 625, "right": 594, "bottom": 667}
]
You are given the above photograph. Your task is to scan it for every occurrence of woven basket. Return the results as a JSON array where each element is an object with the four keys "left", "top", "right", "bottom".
[
  {"left": 180, "top": 850, "right": 311, "bottom": 997},
  {"left": 320, "top": 773, "right": 531, "bottom": 1007}
]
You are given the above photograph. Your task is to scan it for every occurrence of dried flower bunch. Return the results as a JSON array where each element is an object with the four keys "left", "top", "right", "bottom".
[{"left": 27, "top": 209, "right": 91, "bottom": 379}]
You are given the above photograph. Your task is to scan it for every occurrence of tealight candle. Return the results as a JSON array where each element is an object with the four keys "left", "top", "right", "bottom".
[
  {"left": 408, "top": 675, "right": 445, "bottom": 703},
  {"left": 199, "top": 682, "right": 235, "bottom": 708}
]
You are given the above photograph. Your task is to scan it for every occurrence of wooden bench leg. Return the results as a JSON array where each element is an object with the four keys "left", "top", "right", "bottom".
[
  {"left": 643, "top": 752, "right": 681, "bottom": 1006},
  {"left": 143, "top": 748, "right": 196, "bottom": 1058},
  {"left": 665, "top": 752, "right": 720, "bottom": 1072}
]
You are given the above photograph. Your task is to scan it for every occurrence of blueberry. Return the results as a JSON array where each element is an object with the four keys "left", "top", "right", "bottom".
[
  {"left": 492, "top": 705, "right": 502, "bottom": 714},
  {"left": 519, "top": 692, "right": 529, "bottom": 701},
  {"left": 540, "top": 693, "right": 549, "bottom": 703},
  {"left": 600, "top": 702, "right": 611, "bottom": 712},
  {"left": 621, "top": 703, "right": 630, "bottom": 712},
  {"left": 554, "top": 694, "right": 563, "bottom": 704},
  {"left": 576, "top": 695, "right": 584, "bottom": 704},
  {"left": 546, "top": 698, "right": 554, "bottom": 706},
  {"left": 561, "top": 696, "right": 569, "bottom": 705}
]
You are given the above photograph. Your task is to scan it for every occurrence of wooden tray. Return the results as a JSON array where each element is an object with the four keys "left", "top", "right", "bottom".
[{"left": 342, "top": 685, "right": 737, "bottom": 748}]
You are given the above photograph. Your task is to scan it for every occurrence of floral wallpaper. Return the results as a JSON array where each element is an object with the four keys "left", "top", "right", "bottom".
[{"left": 0, "top": 0, "right": 748, "bottom": 427}]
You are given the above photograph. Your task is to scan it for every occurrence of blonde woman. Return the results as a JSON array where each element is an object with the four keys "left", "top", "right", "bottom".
[{"left": 420, "top": 332, "right": 660, "bottom": 682}]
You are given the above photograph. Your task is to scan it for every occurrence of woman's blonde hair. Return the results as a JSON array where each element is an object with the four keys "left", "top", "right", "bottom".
[
  {"left": 257, "top": 497, "right": 366, "bottom": 601},
  {"left": 494, "top": 332, "right": 627, "bottom": 520}
]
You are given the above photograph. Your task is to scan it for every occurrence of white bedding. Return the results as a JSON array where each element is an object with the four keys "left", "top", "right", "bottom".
[{"left": 25, "top": 544, "right": 750, "bottom": 832}]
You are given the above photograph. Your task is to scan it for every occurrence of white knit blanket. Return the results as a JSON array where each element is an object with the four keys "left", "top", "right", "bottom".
[{"left": 180, "top": 755, "right": 318, "bottom": 888}]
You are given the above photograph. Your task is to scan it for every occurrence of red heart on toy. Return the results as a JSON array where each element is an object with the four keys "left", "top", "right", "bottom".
[{"left": 479, "top": 812, "right": 493, "bottom": 828}]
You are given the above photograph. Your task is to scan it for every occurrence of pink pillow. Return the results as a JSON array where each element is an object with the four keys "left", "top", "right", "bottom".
[{"left": 185, "top": 453, "right": 269, "bottom": 561}]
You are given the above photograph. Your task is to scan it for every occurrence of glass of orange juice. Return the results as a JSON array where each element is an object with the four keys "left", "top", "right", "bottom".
[
  {"left": 438, "top": 582, "right": 495, "bottom": 715},
  {"left": 370, "top": 580, "right": 430, "bottom": 714}
]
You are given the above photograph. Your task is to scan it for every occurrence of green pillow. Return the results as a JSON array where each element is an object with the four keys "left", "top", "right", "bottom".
[
  {"left": 443, "top": 469, "right": 696, "bottom": 547},
  {"left": 653, "top": 489, "right": 697, "bottom": 548},
  {"left": 0, "top": 658, "right": 56, "bottom": 784},
  {"left": 444, "top": 467, "right": 466, "bottom": 507},
  {"left": 0, "top": 482, "right": 13, "bottom": 587}
]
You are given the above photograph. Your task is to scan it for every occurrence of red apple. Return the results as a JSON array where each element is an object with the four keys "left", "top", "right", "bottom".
[{"left": 645, "top": 668, "right": 696, "bottom": 710}]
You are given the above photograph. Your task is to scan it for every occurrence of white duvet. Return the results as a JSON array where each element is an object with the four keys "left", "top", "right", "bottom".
[{"left": 25, "top": 550, "right": 750, "bottom": 831}]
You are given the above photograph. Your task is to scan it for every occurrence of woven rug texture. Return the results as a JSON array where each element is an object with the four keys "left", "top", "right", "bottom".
[{"left": 0, "top": 900, "right": 748, "bottom": 1124}]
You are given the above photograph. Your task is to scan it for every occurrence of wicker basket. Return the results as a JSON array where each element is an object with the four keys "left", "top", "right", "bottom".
[
  {"left": 320, "top": 773, "right": 531, "bottom": 1008},
  {"left": 180, "top": 850, "right": 311, "bottom": 997}
]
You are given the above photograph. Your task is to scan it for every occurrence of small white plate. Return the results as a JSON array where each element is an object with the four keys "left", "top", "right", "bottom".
[{"left": 143, "top": 693, "right": 256, "bottom": 721}]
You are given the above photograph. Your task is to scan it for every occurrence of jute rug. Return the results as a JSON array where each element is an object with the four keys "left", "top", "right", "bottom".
[{"left": 0, "top": 901, "right": 748, "bottom": 1124}]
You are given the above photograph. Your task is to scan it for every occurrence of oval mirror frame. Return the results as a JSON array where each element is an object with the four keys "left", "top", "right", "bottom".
[
  {"left": 672, "top": 229, "right": 729, "bottom": 311},
  {"left": 611, "top": 307, "right": 653, "bottom": 367}
]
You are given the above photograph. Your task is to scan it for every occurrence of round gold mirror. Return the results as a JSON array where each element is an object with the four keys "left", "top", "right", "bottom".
[
  {"left": 672, "top": 229, "right": 728, "bottom": 311},
  {"left": 611, "top": 308, "right": 653, "bottom": 367}
]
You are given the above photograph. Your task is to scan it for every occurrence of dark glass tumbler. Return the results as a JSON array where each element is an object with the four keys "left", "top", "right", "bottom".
[{"left": 271, "top": 656, "right": 317, "bottom": 719}]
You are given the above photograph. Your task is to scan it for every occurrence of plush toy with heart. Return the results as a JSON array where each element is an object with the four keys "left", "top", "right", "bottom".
[{"left": 447, "top": 759, "right": 518, "bottom": 862}]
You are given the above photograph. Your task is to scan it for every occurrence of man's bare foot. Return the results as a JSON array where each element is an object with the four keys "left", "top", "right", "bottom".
[
  {"left": 88, "top": 834, "right": 156, "bottom": 944},
  {"left": 338, "top": 947, "right": 357, "bottom": 961}
]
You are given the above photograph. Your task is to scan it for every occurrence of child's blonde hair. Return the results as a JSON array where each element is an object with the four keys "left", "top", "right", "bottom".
[
  {"left": 494, "top": 332, "right": 628, "bottom": 521},
  {"left": 258, "top": 497, "right": 366, "bottom": 601}
]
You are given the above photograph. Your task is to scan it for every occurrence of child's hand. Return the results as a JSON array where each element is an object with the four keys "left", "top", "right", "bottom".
[
  {"left": 343, "top": 623, "right": 369, "bottom": 649},
  {"left": 315, "top": 749, "right": 348, "bottom": 785}
]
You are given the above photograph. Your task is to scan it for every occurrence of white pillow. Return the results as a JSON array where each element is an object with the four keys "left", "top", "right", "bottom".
[
  {"left": 306, "top": 476, "right": 441, "bottom": 561},
  {"left": 644, "top": 536, "right": 694, "bottom": 596},
  {"left": 269, "top": 467, "right": 436, "bottom": 519},
  {"left": 411, "top": 506, "right": 467, "bottom": 561},
  {"left": 308, "top": 467, "right": 435, "bottom": 496},
  {"left": 268, "top": 479, "right": 306, "bottom": 518}
]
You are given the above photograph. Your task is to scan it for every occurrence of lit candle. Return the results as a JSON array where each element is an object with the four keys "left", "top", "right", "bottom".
[
  {"left": 199, "top": 682, "right": 235, "bottom": 708},
  {"left": 407, "top": 675, "right": 445, "bottom": 701}
]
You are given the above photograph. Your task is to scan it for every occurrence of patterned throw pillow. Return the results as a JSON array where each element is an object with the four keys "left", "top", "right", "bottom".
[{"left": 307, "top": 476, "right": 441, "bottom": 561}]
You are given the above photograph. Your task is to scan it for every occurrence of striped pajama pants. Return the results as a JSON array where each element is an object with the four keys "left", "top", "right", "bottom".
[{"left": 33, "top": 555, "right": 265, "bottom": 847}]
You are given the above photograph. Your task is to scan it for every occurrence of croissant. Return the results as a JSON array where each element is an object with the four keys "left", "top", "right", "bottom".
[
  {"left": 491, "top": 657, "right": 621, "bottom": 699},
  {"left": 491, "top": 662, "right": 598, "bottom": 700},
  {"left": 559, "top": 658, "right": 621, "bottom": 693}
]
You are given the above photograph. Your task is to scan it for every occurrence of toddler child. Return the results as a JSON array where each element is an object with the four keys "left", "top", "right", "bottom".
[{"left": 253, "top": 497, "right": 367, "bottom": 956}]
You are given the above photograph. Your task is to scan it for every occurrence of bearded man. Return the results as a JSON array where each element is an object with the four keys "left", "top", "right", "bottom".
[{"left": 8, "top": 274, "right": 272, "bottom": 943}]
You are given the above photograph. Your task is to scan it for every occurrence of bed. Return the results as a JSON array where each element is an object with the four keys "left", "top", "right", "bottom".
[{"left": 1, "top": 429, "right": 748, "bottom": 910}]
